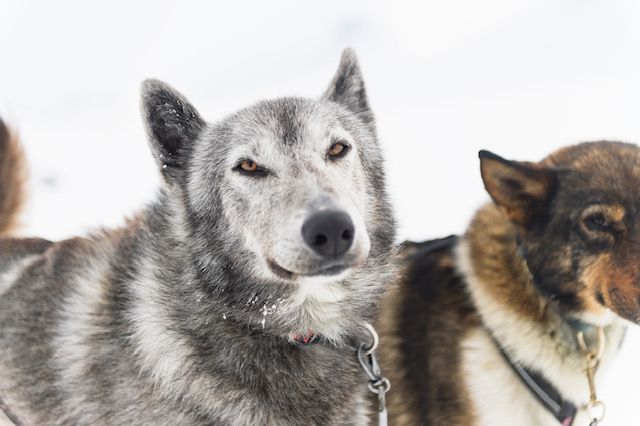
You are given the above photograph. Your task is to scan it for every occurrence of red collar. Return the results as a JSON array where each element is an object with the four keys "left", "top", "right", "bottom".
[{"left": 292, "top": 331, "right": 316, "bottom": 344}]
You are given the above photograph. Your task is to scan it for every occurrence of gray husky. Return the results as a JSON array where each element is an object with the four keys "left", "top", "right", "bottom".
[{"left": 0, "top": 49, "right": 396, "bottom": 425}]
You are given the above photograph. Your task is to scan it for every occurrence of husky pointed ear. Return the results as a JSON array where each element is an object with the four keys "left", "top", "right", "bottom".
[
  {"left": 479, "top": 150, "right": 557, "bottom": 226},
  {"left": 323, "top": 48, "right": 374, "bottom": 126},
  {"left": 141, "top": 79, "right": 206, "bottom": 178}
]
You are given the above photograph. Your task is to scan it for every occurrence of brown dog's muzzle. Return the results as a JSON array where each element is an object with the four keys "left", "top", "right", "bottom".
[{"left": 584, "top": 252, "right": 640, "bottom": 324}]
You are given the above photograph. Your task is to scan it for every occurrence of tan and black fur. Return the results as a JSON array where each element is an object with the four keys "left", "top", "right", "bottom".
[
  {"left": 0, "top": 121, "right": 26, "bottom": 236},
  {"left": 379, "top": 142, "right": 640, "bottom": 425}
]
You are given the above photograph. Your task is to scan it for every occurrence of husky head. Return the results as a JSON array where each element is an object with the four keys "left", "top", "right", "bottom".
[
  {"left": 480, "top": 143, "right": 640, "bottom": 327},
  {"left": 140, "top": 49, "right": 396, "bottom": 342}
]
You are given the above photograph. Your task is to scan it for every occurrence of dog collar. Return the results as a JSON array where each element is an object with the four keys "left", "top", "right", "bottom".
[
  {"left": 292, "top": 325, "right": 391, "bottom": 425},
  {"left": 488, "top": 331, "right": 577, "bottom": 425},
  {"left": 292, "top": 330, "right": 317, "bottom": 344},
  {"left": 566, "top": 317, "right": 595, "bottom": 333}
]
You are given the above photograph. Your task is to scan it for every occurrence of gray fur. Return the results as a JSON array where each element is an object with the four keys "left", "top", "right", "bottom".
[{"left": 0, "top": 48, "right": 397, "bottom": 425}]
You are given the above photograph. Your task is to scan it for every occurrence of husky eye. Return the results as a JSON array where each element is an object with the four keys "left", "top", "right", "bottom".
[
  {"left": 235, "top": 160, "right": 267, "bottom": 177},
  {"left": 240, "top": 160, "right": 258, "bottom": 172},
  {"left": 328, "top": 141, "right": 349, "bottom": 159},
  {"left": 584, "top": 214, "right": 610, "bottom": 231}
]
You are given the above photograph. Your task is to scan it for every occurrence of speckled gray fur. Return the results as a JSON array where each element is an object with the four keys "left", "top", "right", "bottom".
[{"left": 0, "top": 49, "right": 396, "bottom": 425}]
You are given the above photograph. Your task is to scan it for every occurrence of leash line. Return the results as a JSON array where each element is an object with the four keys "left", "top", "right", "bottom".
[
  {"left": 577, "top": 327, "right": 606, "bottom": 425},
  {"left": 295, "top": 322, "right": 391, "bottom": 425},
  {"left": 357, "top": 323, "right": 390, "bottom": 426}
]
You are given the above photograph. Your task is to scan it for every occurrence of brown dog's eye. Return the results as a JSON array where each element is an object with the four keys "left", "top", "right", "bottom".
[
  {"left": 328, "top": 141, "right": 349, "bottom": 159},
  {"left": 584, "top": 214, "right": 610, "bottom": 231}
]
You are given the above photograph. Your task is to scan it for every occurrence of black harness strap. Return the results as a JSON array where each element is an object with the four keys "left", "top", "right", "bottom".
[
  {"left": 407, "top": 235, "right": 578, "bottom": 424},
  {"left": 490, "top": 332, "right": 576, "bottom": 426}
]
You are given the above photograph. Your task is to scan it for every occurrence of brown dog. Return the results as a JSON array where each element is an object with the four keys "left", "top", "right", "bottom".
[{"left": 379, "top": 142, "right": 640, "bottom": 425}]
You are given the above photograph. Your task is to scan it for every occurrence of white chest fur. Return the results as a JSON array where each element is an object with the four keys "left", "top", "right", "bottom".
[{"left": 461, "top": 329, "right": 595, "bottom": 426}]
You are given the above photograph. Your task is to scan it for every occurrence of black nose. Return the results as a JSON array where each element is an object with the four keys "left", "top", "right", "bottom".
[{"left": 302, "top": 210, "right": 355, "bottom": 258}]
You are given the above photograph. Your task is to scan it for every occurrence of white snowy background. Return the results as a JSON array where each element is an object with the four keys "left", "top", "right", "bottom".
[{"left": 1, "top": 0, "right": 639, "bottom": 423}]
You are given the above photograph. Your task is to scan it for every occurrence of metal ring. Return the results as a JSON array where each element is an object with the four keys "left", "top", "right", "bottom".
[
  {"left": 587, "top": 399, "right": 605, "bottom": 422},
  {"left": 363, "top": 323, "right": 379, "bottom": 355},
  {"left": 367, "top": 377, "right": 391, "bottom": 394},
  {"left": 577, "top": 327, "right": 606, "bottom": 359}
]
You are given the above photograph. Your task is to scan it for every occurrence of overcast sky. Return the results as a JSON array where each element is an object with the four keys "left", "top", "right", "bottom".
[{"left": 1, "top": 0, "right": 639, "bottom": 421}]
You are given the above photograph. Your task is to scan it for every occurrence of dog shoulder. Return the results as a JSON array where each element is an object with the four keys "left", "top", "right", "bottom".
[
  {"left": 379, "top": 235, "right": 481, "bottom": 425},
  {"left": 0, "top": 237, "right": 53, "bottom": 296},
  {"left": 403, "top": 236, "right": 479, "bottom": 322},
  {"left": 404, "top": 236, "right": 462, "bottom": 296}
]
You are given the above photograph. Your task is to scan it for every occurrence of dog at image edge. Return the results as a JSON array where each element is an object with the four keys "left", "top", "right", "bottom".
[
  {"left": 0, "top": 49, "right": 397, "bottom": 425},
  {"left": 379, "top": 142, "right": 640, "bottom": 425}
]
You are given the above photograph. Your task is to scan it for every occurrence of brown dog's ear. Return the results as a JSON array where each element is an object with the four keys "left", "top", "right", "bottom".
[{"left": 479, "top": 150, "right": 557, "bottom": 226}]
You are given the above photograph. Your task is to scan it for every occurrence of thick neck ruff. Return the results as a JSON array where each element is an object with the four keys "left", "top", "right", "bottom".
[{"left": 459, "top": 204, "right": 625, "bottom": 424}]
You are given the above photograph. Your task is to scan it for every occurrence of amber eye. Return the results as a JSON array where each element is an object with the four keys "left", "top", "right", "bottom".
[
  {"left": 235, "top": 159, "right": 267, "bottom": 177},
  {"left": 328, "top": 141, "right": 349, "bottom": 159},
  {"left": 240, "top": 160, "right": 258, "bottom": 172}
]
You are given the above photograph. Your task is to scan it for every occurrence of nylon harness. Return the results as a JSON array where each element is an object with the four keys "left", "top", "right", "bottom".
[
  {"left": 413, "top": 235, "right": 580, "bottom": 426},
  {"left": 489, "top": 331, "right": 577, "bottom": 425}
]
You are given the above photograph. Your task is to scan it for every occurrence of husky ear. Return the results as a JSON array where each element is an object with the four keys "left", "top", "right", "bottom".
[
  {"left": 323, "top": 48, "right": 374, "bottom": 126},
  {"left": 479, "top": 150, "right": 557, "bottom": 226},
  {"left": 141, "top": 79, "right": 206, "bottom": 177}
]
